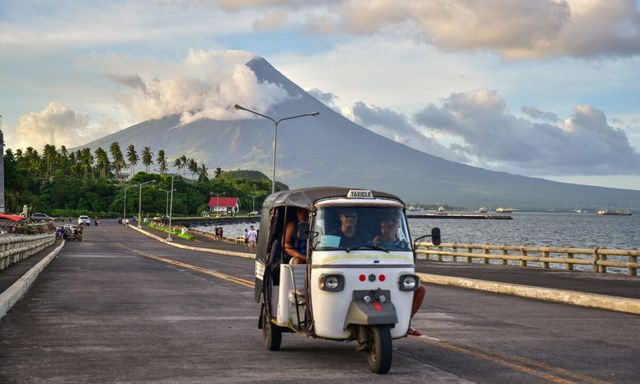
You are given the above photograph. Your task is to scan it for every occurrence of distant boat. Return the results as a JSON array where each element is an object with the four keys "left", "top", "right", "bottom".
[
  {"left": 496, "top": 207, "right": 513, "bottom": 213},
  {"left": 408, "top": 205, "right": 419, "bottom": 211},
  {"left": 438, "top": 206, "right": 446, "bottom": 213},
  {"left": 596, "top": 209, "right": 632, "bottom": 216},
  {"left": 575, "top": 209, "right": 585, "bottom": 213},
  {"left": 478, "top": 207, "right": 487, "bottom": 213}
]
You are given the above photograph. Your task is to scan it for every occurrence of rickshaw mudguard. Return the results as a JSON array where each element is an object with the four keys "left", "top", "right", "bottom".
[{"left": 343, "top": 290, "right": 397, "bottom": 329}]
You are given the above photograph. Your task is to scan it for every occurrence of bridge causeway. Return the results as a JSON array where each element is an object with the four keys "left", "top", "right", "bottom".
[{"left": 1, "top": 220, "right": 639, "bottom": 383}]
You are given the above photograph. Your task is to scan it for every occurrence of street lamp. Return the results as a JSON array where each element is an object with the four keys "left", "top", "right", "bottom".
[
  {"left": 250, "top": 193, "right": 261, "bottom": 214},
  {"left": 155, "top": 169, "right": 177, "bottom": 241},
  {"left": 135, "top": 180, "right": 156, "bottom": 228},
  {"left": 210, "top": 191, "right": 225, "bottom": 218},
  {"left": 121, "top": 184, "right": 136, "bottom": 224},
  {"left": 234, "top": 104, "right": 319, "bottom": 194},
  {"left": 158, "top": 188, "right": 172, "bottom": 222}
]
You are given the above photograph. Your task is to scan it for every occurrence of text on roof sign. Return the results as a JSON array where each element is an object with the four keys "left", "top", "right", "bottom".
[{"left": 347, "top": 190, "right": 373, "bottom": 199}]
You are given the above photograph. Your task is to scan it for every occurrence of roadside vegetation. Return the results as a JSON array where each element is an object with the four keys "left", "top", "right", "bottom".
[{"left": 4, "top": 142, "right": 284, "bottom": 217}]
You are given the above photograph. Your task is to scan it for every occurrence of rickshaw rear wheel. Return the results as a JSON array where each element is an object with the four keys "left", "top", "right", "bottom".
[
  {"left": 262, "top": 306, "right": 282, "bottom": 351},
  {"left": 366, "top": 325, "right": 392, "bottom": 374}
]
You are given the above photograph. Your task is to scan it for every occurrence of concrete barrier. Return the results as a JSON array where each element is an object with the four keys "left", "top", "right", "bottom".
[
  {"left": 0, "top": 240, "right": 65, "bottom": 319},
  {"left": 0, "top": 233, "right": 57, "bottom": 270},
  {"left": 417, "top": 272, "right": 640, "bottom": 315}
]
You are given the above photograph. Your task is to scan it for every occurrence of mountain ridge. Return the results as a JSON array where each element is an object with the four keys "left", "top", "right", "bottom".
[{"left": 80, "top": 57, "right": 640, "bottom": 210}]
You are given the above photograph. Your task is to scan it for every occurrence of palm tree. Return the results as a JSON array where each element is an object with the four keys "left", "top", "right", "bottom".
[
  {"left": 173, "top": 157, "right": 183, "bottom": 174},
  {"left": 187, "top": 158, "right": 198, "bottom": 179},
  {"left": 94, "top": 147, "right": 110, "bottom": 178},
  {"left": 197, "top": 163, "right": 209, "bottom": 182},
  {"left": 180, "top": 155, "right": 188, "bottom": 176},
  {"left": 156, "top": 149, "right": 168, "bottom": 174},
  {"left": 110, "top": 142, "right": 126, "bottom": 180},
  {"left": 126, "top": 144, "right": 139, "bottom": 177},
  {"left": 43, "top": 144, "right": 57, "bottom": 177},
  {"left": 57, "top": 145, "right": 70, "bottom": 176},
  {"left": 79, "top": 148, "right": 94, "bottom": 179},
  {"left": 142, "top": 147, "right": 153, "bottom": 173},
  {"left": 214, "top": 167, "right": 223, "bottom": 178}
]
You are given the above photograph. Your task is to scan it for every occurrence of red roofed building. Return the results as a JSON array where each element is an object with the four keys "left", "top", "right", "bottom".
[{"left": 208, "top": 197, "right": 240, "bottom": 214}]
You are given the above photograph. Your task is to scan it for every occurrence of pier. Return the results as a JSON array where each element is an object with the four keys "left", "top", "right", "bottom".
[{"left": 1, "top": 220, "right": 639, "bottom": 383}]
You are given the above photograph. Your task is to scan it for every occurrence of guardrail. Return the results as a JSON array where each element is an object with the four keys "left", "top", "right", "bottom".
[
  {"left": 415, "top": 242, "right": 640, "bottom": 276},
  {"left": 0, "top": 233, "right": 57, "bottom": 270}
]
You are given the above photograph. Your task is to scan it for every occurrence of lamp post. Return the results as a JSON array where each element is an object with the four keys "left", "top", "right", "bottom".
[
  {"left": 210, "top": 191, "right": 225, "bottom": 218},
  {"left": 251, "top": 193, "right": 261, "bottom": 214},
  {"left": 234, "top": 104, "right": 319, "bottom": 194},
  {"left": 136, "top": 180, "right": 155, "bottom": 228},
  {"left": 155, "top": 169, "right": 177, "bottom": 241},
  {"left": 121, "top": 184, "right": 136, "bottom": 224},
  {"left": 159, "top": 188, "right": 171, "bottom": 221}
]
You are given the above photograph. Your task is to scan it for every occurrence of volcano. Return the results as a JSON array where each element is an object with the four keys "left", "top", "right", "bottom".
[{"left": 82, "top": 57, "right": 640, "bottom": 210}]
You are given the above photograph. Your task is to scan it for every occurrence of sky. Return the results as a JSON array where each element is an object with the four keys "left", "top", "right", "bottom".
[{"left": 1, "top": 0, "right": 639, "bottom": 190}]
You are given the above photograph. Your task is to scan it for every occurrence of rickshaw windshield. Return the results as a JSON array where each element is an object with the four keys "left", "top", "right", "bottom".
[{"left": 313, "top": 206, "right": 411, "bottom": 251}]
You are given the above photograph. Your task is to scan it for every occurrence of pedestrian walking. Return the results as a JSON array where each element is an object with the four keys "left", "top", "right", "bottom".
[
  {"left": 244, "top": 228, "right": 249, "bottom": 246},
  {"left": 247, "top": 225, "right": 257, "bottom": 252}
]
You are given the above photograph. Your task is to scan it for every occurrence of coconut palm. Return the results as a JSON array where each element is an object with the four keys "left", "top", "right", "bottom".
[
  {"left": 94, "top": 147, "right": 110, "bottom": 178},
  {"left": 142, "top": 147, "right": 153, "bottom": 173},
  {"left": 179, "top": 155, "right": 188, "bottom": 175},
  {"left": 173, "top": 157, "right": 183, "bottom": 174},
  {"left": 126, "top": 144, "right": 139, "bottom": 177},
  {"left": 187, "top": 158, "right": 198, "bottom": 179},
  {"left": 110, "top": 142, "right": 126, "bottom": 180},
  {"left": 214, "top": 167, "right": 223, "bottom": 178},
  {"left": 156, "top": 149, "right": 168, "bottom": 174},
  {"left": 43, "top": 144, "right": 57, "bottom": 177},
  {"left": 197, "top": 163, "right": 209, "bottom": 182}
]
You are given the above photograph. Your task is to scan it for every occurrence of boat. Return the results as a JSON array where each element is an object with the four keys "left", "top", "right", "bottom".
[
  {"left": 495, "top": 207, "right": 513, "bottom": 213},
  {"left": 478, "top": 207, "right": 487, "bottom": 213},
  {"left": 438, "top": 206, "right": 446, "bottom": 213},
  {"left": 575, "top": 209, "right": 585, "bottom": 213},
  {"left": 596, "top": 209, "right": 632, "bottom": 216}
]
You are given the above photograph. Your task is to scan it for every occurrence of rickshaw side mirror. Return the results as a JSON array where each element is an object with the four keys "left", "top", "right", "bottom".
[
  {"left": 297, "top": 221, "right": 310, "bottom": 241},
  {"left": 431, "top": 227, "right": 441, "bottom": 246}
]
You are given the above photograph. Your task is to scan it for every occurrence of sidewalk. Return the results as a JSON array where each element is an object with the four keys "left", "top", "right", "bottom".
[{"left": 0, "top": 241, "right": 61, "bottom": 294}]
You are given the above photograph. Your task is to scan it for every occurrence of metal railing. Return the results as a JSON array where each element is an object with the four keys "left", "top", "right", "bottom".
[
  {"left": 0, "top": 233, "right": 57, "bottom": 270},
  {"left": 415, "top": 242, "right": 640, "bottom": 276}
]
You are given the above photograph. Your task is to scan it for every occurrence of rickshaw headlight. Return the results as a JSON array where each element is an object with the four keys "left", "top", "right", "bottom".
[
  {"left": 320, "top": 274, "right": 344, "bottom": 292},
  {"left": 399, "top": 275, "right": 419, "bottom": 291}
]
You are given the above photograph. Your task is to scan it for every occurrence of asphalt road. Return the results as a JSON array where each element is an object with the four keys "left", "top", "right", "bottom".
[{"left": 1, "top": 220, "right": 638, "bottom": 383}]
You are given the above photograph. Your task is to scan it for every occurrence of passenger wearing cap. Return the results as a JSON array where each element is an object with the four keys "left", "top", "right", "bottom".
[{"left": 328, "top": 209, "right": 371, "bottom": 248}]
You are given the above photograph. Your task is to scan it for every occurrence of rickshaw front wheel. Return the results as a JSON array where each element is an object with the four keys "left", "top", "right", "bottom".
[
  {"left": 366, "top": 325, "right": 392, "bottom": 374},
  {"left": 262, "top": 307, "right": 282, "bottom": 351}
]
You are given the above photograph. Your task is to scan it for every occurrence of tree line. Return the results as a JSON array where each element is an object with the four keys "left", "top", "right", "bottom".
[{"left": 4, "top": 142, "right": 281, "bottom": 217}]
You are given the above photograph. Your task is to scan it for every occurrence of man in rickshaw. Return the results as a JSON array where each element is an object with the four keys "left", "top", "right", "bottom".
[
  {"left": 373, "top": 212, "right": 425, "bottom": 336},
  {"left": 283, "top": 207, "right": 309, "bottom": 264},
  {"left": 327, "top": 209, "right": 371, "bottom": 248}
]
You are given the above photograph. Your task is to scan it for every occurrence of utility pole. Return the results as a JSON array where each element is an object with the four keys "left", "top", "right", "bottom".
[{"left": 0, "top": 114, "right": 5, "bottom": 213}]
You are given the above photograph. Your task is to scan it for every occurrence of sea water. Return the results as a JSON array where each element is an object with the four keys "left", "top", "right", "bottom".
[{"left": 195, "top": 212, "right": 639, "bottom": 250}]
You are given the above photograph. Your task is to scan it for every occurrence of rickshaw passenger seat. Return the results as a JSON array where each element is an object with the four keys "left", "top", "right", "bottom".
[
  {"left": 290, "top": 264, "right": 307, "bottom": 298},
  {"left": 270, "top": 238, "right": 283, "bottom": 285}
]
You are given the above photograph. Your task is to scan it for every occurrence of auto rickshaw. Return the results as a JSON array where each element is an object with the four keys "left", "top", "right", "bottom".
[
  {"left": 254, "top": 187, "right": 440, "bottom": 374},
  {"left": 62, "top": 224, "right": 83, "bottom": 241}
]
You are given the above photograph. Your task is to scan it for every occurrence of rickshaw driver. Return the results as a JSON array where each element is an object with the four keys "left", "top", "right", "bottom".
[
  {"left": 284, "top": 208, "right": 309, "bottom": 264},
  {"left": 328, "top": 209, "right": 371, "bottom": 248},
  {"left": 373, "top": 213, "right": 425, "bottom": 336}
]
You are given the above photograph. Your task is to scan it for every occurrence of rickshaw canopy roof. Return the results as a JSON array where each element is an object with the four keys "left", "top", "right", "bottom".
[{"left": 263, "top": 187, "right": 404, "bottom": 211}]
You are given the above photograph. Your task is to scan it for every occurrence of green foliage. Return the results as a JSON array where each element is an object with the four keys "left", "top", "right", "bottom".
[{"left": 4, "top": 145, "right": 284, "bottom": 217}]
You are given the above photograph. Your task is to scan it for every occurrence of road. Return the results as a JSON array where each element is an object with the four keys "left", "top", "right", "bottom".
[{"left": 1, "top": 220, "right": 638, "bottom": 383}]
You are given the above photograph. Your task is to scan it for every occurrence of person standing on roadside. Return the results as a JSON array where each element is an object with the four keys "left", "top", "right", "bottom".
[{"left": 247, "top": 225, "right": 257, "bottom": 252}]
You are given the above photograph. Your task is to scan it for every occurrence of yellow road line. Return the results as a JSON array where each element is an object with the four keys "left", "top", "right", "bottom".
[
  {"left": 123, "top": 245, "right": 607, "bottom": 384},
  {"left": 127, "top": 248, "right": 254, "bottom": 288}
]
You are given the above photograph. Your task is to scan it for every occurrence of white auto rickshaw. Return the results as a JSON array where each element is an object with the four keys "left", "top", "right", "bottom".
[{"left": 254, "top": 187, "right": 440, "bottom": 373}]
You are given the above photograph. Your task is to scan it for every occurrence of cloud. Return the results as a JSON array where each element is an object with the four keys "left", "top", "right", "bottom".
[
  {"left": 413, "top": 90, "right": 640, "bottom": 175},
  {"left": 300, "top": 0, "right": 640, "bottom": 59},
  {"left": 106, "top": 49, "right": 291, "bottom": 125},
  {"left": 352, "top": 101, "right": 469, "bottom": 163},
  {"left": 521, "top": 106, "right": 560, "bottom": 122},
  {"left": 9, "top": 102, "right": 92, "bottom": 150}
]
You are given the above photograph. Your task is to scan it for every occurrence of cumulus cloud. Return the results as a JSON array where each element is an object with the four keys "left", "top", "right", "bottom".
[
  {"left": 352, "top": 101, "right": 469, "bottom": 163},
  {"left": 522, "top": 106, "right": 560, "bottom": 122},
  {"left": 107, "top": 49, "right": 290, "bottom": 125},
  {"left": 9, "top": 102, "right": 94, "bottom": 150},
  {"left": 298, "top": 0, "right": 640, "bottom": 59},
  {"left": 413, "top": 90, "right": 640, "bottom": 175}
]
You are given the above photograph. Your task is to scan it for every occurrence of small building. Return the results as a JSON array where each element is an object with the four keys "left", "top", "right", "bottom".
[{"left": 208, "top": 197, "right": 240, "bottom": 214}]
